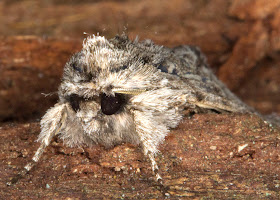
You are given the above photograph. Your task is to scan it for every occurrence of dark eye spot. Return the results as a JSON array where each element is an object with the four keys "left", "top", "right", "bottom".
[
  {"left": 69, "top": 94, "right": 82, "bottom": 112},
  {"left": 171, "top": 68, "right": 178, "bottom": 75},
  {"left": 72, "top": 62, "right": 83, "bottom": 73},
  {"left": 101, "top": 93, "right": 125, "bottom": 115},
  {"left": 157, "top": 64, "right": 168, "bottom": 73},
  {"left": 202, "top": 77, "right": 207, "bottom": 83}
]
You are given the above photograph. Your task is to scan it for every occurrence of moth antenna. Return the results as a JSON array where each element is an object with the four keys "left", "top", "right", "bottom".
[
  {"left": 41, "top": 91, "right": 58, "bottom": 97},
  {"left": 7, "top": 104, "right": 67, "bottom": 186},
  {"left": 112, "top": 88, "right": 147, "bottom": 95}
]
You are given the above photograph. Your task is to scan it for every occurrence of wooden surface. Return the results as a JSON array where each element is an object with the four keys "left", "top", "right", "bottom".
[{"left": 1, "top": 114, "right": 280, "bottom": 199}]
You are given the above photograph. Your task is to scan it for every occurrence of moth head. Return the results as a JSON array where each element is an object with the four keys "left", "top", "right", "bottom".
[
  {"left": 59, "top": 36, "right": 135, "bottom": 115},
  {"left": 59, "top": 35, "right": 164, "bottom": 113}
]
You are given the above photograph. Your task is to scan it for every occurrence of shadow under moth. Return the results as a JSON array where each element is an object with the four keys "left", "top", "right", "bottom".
[{"left": 8, "top": 34, "right": 277, "bottom": 186}]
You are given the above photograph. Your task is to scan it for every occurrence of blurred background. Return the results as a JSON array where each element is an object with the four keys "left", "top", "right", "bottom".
[{"left": 0, "top": 0, "right": 279, "bottom": 122}]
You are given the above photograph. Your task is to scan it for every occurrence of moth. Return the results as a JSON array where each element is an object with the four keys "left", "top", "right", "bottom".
[{"left": 8, "top": 34, "right": 256, "bottom": 185}]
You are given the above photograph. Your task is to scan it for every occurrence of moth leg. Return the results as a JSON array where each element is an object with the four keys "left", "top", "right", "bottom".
[
  {"left": 147, "top": 150, "right": 162, "bottom": 182},
  {"left": 7, "top": 143, "right": 47, "bottom": 186},
  {"left": 135, "top": 128, "right": 162, "bottom": 183},
  {"left": 132, "top": 110, "right": 165, "bottom": 183},
  {"left": 7, "top": 103, "right": 67, "bottom": 186}
]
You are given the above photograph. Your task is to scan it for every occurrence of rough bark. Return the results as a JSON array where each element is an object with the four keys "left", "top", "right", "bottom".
[{"left": 1, "top": 114, "right": 280, "bottom": 199}]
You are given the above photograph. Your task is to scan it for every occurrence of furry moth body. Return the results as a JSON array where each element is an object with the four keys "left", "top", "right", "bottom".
[{"left": 8, "top": 35, "right": 256, "bottom": 185}]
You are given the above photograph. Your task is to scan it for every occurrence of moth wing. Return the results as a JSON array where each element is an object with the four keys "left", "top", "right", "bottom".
[{"left": 160, "top": 45, "right": 253, "bottom": 113}]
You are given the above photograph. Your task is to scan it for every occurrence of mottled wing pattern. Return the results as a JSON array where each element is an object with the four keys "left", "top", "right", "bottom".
[{"left": 160, "top": 45, "right": 253, "bottom": 113}]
